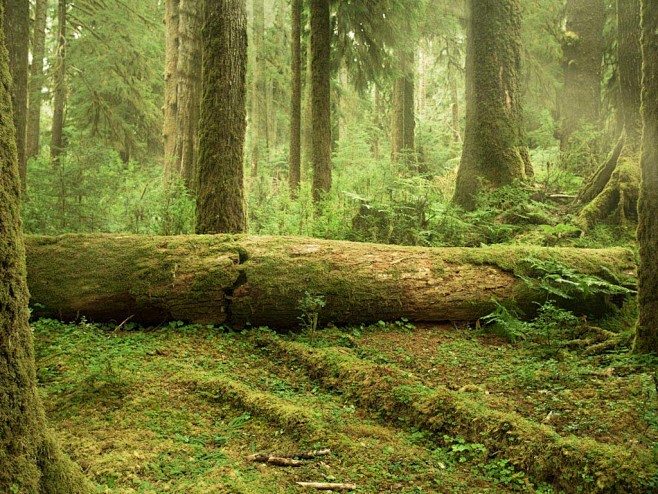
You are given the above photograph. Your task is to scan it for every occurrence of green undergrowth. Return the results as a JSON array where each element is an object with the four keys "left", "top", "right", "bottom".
[{"left": 33, "top": 317, "right": 658, "bottom": 493}]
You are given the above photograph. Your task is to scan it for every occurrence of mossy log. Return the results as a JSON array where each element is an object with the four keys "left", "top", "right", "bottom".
[{"left": 25, "top": 235, "right": 635, "bottom": 328}]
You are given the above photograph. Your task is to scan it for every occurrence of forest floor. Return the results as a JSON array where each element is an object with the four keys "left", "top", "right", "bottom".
[{"left": 34, "top": 318, "right": 658, "bottom": 494}]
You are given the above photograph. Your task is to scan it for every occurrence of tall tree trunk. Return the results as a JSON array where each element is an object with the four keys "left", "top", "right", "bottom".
[
  {"left": 310, "top": 0, "right": 332, "bottom": 201},
  {"left": 289, "top": 0, "right": 302, "bottom": 195},
  {"left": 337, "top": 64, "right": 348, "bottom": 142},
  {"left": 371, "top": 85, "right": 382, "bottom": 160},
  {"left": 558, "top": 0, "right": 605, "bottom": 150},
  {"left": 634, "top": 0, "right": 658, "bottom": 353},
  {"left": 196, "top": 0, "right": 248, "bottom": 234},
  {"left": 391, "top": 51, "right": 415, "bottom": 165},
  {"left": 617, "top": 0, "right": 642, "bottom": 149},
  {"left": 26, "top": 0, "right": 48, "bottom": 160},
  {"left": 50, "top": 0, "right": 67, "bottom": 167},
  {"left": 301, "top": 36, "right": 313, "bottom": 170},
  {"left": 250, "top": 0, "right": 265, "bottom": 177},
  {"left": 4, "top": 0, "right": 29, "bottom": 188},
  {"left": 450, "top": 74, "right": 461, "bottom": 143},
  {"left": 163, "top": 0, "right": 180, "bottom": 180},
  {"left": 173, "top": 0, "right": 202, "bottom": 189},
  {"left": 452, "top": 0, "right": 531, "bottom": 211},
  {"left": 0, "top": 7, "right": 92, "bottom": 491}
]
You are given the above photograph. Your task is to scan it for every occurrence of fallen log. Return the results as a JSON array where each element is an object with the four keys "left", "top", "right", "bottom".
[{"left": 25, "top": 235, "right": 635, "bottom": 328}]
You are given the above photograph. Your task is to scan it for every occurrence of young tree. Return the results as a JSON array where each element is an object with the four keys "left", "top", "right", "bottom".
[
  {"left": 289, "top": 0, "right": 302, "bottom": 195},
  {"left": 26, "top": 0, "right": 48, "bottom": 160},
  {"left": 310, "top": 0, "right": 332, "bottom": 201},
  {"left": 4, "top": 0, "right": 29, "bottom": 187},
  {"left": 196, "top": 0, "right": 248, "bottom": 234},
  {"left": 50, "top": 0, "right": 67, "bottom": 167},
  {"left": 0, "top": 5, "right": 92, "bottom": 490},
  {"left": 452, "top": 0, "right": 532, "bottom": 211},
  {"left": 634, "top": 0, "right": 658, "bottom": 354},
  {"left": 558, "top": 0, "right": 605, "bottom": 150}
]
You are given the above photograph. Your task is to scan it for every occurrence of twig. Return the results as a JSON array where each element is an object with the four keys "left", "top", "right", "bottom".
[
  {"left": 111, "top": 315, "right": 135, "bottom": 334},
  {"left": 296, "top": 482, "right": 356, "bottom": 491},
  {"left": 247, "top": 449, "right": 330, "bottom": 462}
]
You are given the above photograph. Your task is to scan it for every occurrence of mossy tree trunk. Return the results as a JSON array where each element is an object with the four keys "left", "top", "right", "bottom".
[
  {"left": 558, "top": 0, "right": 605, "bottom": 150},
  {"left": 575, "top": 0, "right": 642, "bottom": 230},
  {"left": 25, "top": 234, "right": 635, "bottom": 329},
  {"left": 26, "top": 0, "right": 48, "bottom": 161},
  {"left": 50, "top": 0, "right": 67, "bottom": 168},
  {"left": 173, "top": 0, "right": 202, "bottom": 190},
  {"left": 0, "top": 9, "right": 92, "bottom": 491},
  {"left": 452, "top": 0, "right": 531, "bottom": 211},
  {"left": 391, "top": 51, "right": 416, "bottom": 167},
  {"left": 634, "top": 0, "right": 658, "bottom": 354},
  {"left": 195, "top": 0, "right": 247, "bottom": 234},
  {"left": 289, "top": 0, "right": 302, "bottom": 196},
  {"left": 4, "top": 0, "right": 29, "bottom": 188},
  {"left": 310, "top": 0, "right": 332, "bottom": 202},
  {"left": 163, "top": 0, "right": 180, "bottom": 180}
]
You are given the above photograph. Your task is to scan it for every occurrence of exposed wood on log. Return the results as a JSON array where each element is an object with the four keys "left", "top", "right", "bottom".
[{"left": 25, "top": 235, "right": 635, "bottom": 328}]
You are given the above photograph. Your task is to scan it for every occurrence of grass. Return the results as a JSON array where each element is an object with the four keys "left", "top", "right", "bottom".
[{"left": 33, "top": 317, "right": 658, "bottom": 493}]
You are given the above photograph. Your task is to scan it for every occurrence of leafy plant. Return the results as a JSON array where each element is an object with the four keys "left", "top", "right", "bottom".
[
  {"left": 297, "top": 291, "right": 327, "bottom": 344},
  {"left": 480, "top": 302, "right": 530, "bottom": 343}
]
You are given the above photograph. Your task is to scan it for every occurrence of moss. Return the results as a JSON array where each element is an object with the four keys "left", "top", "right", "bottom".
[{"left": 258, "top": 334, "right": 658, "bottom": 492}]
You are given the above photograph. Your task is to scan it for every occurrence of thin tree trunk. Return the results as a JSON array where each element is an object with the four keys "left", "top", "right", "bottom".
[
  {"left": 310, "top": 0, "right": 332, "bottom": 201},
  {"left": 173, "top": 0, "right": 202, "bottom": 189},
  {"left": 617, "top": 0, "right": 642, "bottom": 150},
  {"left": 250, "top": 0, "right": 265, "bottom": 177},
  {"left": 27, "top": 0, "right": 48, "bottom": 161},
  {"left": 558, "top": 0, "right": 605, "bottom": 150},
  {"left": 301, "top": 36, "right": 313, "bottom": 170},
  {"left": 338, "top": 64, "right": 348, "bottom": 142},
  {"left": 391, "top": 51, "right": 416, "bottom": 168},
  {"left": 196, "top": 0, "right": 248, "bottom": 234},
  {"left": 0, "top": 6, "right": 92, "bottom": 490},
  {"left": 25, "top": 235, "right": 635, "bottom": 328},
  {"left": 452, "top": 0, "right": 530, "bottom": 211},
  {"left": 50, "top": 0, "right": 67, "bottom": 168},
  {"left": 371, "top": 85, "right": 382, "bottom": 160},
  {"left": 289, "top": 0, "right": 302, "bottom": 195},
  {"left": 634, "top": 0, "right": 658, "bottom": 353},
  {"left": 450, "top": 74, "right": 461, "bottom": 143},
  {"left": 5, "top": 0, "right": 29, "bottom": 188},
  {"left": 163, "top": 0, "right": 180, "bottom": 180}
]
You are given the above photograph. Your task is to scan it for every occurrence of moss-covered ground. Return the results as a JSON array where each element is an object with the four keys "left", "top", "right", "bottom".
[{"left": 34, "top": 317, "right": 658, "bottom": 493}]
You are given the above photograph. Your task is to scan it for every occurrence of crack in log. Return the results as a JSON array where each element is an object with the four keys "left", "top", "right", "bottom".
[{"left": 225, "top": 248, "right": 250, "bottom": 324}]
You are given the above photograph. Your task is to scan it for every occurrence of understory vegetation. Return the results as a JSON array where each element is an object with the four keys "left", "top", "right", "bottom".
[{"left": 34, "top": 312, "right": 658, "bottom": 493}]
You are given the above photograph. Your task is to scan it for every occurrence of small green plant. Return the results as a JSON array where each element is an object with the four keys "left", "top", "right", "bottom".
[
  {"left": 531, "top": 301, "right": 581, "bottom": 347},
  {"left": 297, "top": 291, "right": 326, "bottom": 344},
  {"left": 443, "top": 435, "right": 487, "bottom": 463},
  {"left": 480, "top": 458, "right": 526, "bottom": 490},
  {"left": 480, "top": 302, "right": 530, "bottom": 343}
]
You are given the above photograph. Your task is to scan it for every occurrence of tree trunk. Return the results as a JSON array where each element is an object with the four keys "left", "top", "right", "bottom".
[
  {"left": 0, "top": 8, "right": 92, "bottom": 491},
  {"left": 301, "top": 36, "right": 313, "bottom": 170},
  {"left": 310, "top": 0, "right": 332, "bottom": 201},
  {"left": 25, "top": 234, "right": 635, "bottom": 329},
  {"left": 4, "top": 0, "right": 29, "bottom": 188},
  {"left": 558, "top": 0, "right": 605, "bottom": 150},
  {"left": 163, "top": 0, "right": 180, "bottom": 180},
  {"left": 289, "top": 0, "right": 302, "bottom": 196},
  {"left": 50, "top": 0, "right": 67, "bottom": 167},
  {"left": 26, "top": 0, "right": 48, "bottom": 160},
  {"left": 618, "top": 0, "right": 642, "bottom": 149},
  {"left": 634, "top": 0, "right": 658, "bottom": 353},
  {"left": 173, "top": 0, "right": 202, "bottom": 190},
  {"left": 249, "top": 0, "right": 265, "bottom": 177},
  {"left": 196, "top": 0, "right": 248, "bottom": 234},
  {"left": 391, "top": 51, "right": 416, "bottom": 166},
  {"left": 452, "top": 0, "right": 531, "bottom": 211}
]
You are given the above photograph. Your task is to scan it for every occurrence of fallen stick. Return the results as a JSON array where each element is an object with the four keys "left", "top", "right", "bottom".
[
  {"left": 246, "top": 454, "right": 302, "bottom": 467},
  {"left": 295, "top": 482, "right": 356, "bottom": 491},
  {"left": 247, "top": 449, "right": 330, "bottom": 462}
]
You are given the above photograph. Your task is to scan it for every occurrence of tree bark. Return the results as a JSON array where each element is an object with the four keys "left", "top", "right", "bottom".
[
  {"left": 4, "top": 0, "right": 29, "bottom": 188},
  {"left": 391, "top": 51, "right": 416, "bottom": 166},
  {"left": 452, "top": 0, "right": 531, "bottom": 211},
  {"left": 249, "top": 0, "right": 265, "bottom": 177},
  {"left": 558, "top": 0, "right": 605, "bottom": 150},
  {"left": 163, "top": 0, "right": 180, "bottom": 180},
  {"left": 173, "top": 0, "right": 202, "bottom": 189},
  {"left": 0, "top": 8, "right": 92, "bottom": 491},
  {"left": 634, "top": 0, "right": 658, "bottom": 354},
  {"left": 289, "top": 0, "right": 302, "bottom": 195},
  {"left": 618, "top": 0, "right": 642, "bottom": 149},
  {"left": 310, "top": 0, "right": 332, "bottom": 201},
  {"left": 26, "top": 0, "right": 48, "bottom": 160},
  {"left": 196, "top": 0, "right": 248, "bottom": 234},
  {"left": 50, "top": 0, "right": 67, "bottom": 167},
  {"left": 25, "top": 234, "right": 635, "bottom": 329}
]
